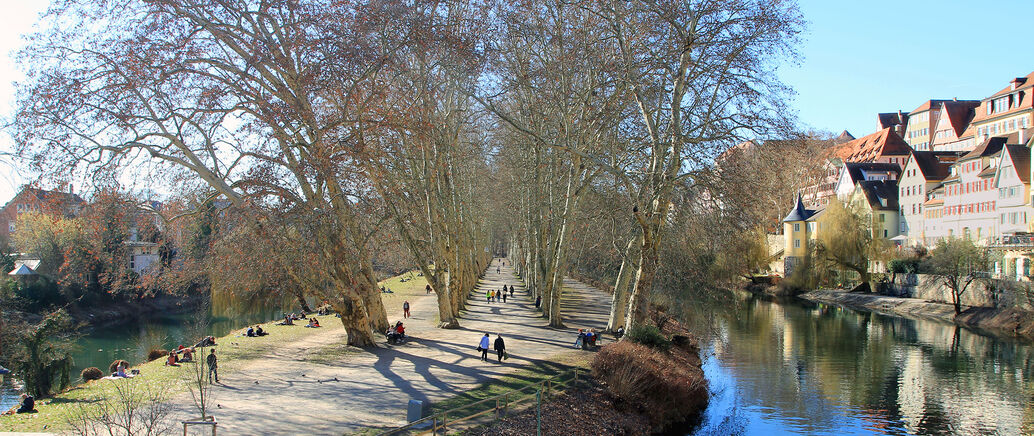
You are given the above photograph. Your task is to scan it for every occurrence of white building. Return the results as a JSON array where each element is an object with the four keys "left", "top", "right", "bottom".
[{"left": 897, "top": 151, "right": 961, "bottom": 246}]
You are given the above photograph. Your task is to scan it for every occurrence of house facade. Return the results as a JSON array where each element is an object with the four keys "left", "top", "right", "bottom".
[
  {"left": 897, "top": 151, "right": 961, "bottom": 245},
  {"left": 0, "top": 186, "right": 84, "bottom": 246},
  {"left": 970, "top": 72, "right": 1034, "bottom": 143}
]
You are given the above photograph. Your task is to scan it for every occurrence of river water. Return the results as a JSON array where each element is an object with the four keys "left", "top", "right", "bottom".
[
  {"left": 692, "top": 295, "right": 1034, "bottom": 435},
  {"left": 1, "top": 301, "right": 290, "bottom": 412}
]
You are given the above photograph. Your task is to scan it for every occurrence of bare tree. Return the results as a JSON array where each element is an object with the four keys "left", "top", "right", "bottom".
[
  {"left": 13, "top": 0, "right": 430, "bottom": 346},
  {"left": 925, "top": 238, "right": 991, "bottom": 315},
  {"left": 65, "top": 379, "right": 173, "bottom": 436}
]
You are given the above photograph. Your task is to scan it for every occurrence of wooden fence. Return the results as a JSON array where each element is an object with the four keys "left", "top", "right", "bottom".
[{"left": 380, "top": 368, "right": 586, "bottom": 436}]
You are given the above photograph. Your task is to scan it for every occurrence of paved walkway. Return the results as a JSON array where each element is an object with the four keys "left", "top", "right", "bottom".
[{"left": 165, "top": 259, "right": 610, "bottom": 435}]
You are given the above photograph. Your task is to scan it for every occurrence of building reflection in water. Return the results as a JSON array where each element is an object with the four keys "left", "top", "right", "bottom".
[{"left": 693, "top": 294, "right": 1034, "bottom": 435}]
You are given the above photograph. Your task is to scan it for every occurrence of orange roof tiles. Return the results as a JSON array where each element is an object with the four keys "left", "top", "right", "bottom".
[{"left": 832, "top": 128, "right": 913, "bottom": 163}]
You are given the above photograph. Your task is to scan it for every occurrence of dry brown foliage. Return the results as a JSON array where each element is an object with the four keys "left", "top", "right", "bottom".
[{"left": 591, "top": 341, "right": 707, "bottom": 430}]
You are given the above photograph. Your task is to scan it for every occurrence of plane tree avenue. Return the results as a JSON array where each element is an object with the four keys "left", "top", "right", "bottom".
[{"left": 13, "top": 0, "right": 804, "bottom": 343}]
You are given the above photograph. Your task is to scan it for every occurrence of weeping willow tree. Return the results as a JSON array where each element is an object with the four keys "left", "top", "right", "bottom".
[{"left": 5, "top": 310, "right": 77, "bottom": 397}]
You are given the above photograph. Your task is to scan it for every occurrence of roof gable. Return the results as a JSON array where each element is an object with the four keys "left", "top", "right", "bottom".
[
  {"left": 908, "top": 151, "right": 962, "bottom": 181},
  {"left": 833, "top": 128, "right": 913, "bottom": 163}
]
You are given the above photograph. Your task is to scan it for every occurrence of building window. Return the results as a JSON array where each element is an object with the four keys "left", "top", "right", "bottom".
[
  {"left": 7, "top": 221, "right": 13, "bottom": 234},
  {"left": 884, "top": 229, "right": 889, "bottom": 238},
  {"left": 879, "top": 214, "right": 886, "bottom": 222},
  {"left": 794, "top": 239, "right": 801, "bottom": 248},
  {"left": 794, "top": 223, "right": 800, "bottom": 232}
]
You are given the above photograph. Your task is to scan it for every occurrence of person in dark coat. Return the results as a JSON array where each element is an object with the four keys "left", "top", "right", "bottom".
[
  {"left": 494, "top": 335, "right": 506, "bottom": 362},
  {"left": 16, "top": 394, "right": 34, "bottom": 413},
  {"left": 535, "top": 295, "right": 541, "bottom": 308},
  {"left": 510, "top": 286, "right": 514, "bottom": 298}
]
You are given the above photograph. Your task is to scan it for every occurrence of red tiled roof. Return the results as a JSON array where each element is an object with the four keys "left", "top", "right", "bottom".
[
  {"left": 833, "top": 128, "right": 913, "bottom": 163},
  {"left": 1004, "top": 144, "right": 1031, "bottom": 184},
  {"left": 910, "top": 99, "right": 952, "bottom": 114},
  {"left": 909, "top": 151, "right": 962, "bottom": 181},
  {"left": 971, "top": 71, "right": 1034, "bottom": 125},
  {"left": 941, "top": 100, "right": 980, "bottom": 137}
]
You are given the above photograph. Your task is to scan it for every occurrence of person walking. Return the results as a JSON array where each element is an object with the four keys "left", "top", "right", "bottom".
[
  {"left": 510, "top": 286, "right": 514, "bottom": 298},
  {"left": 426, "top": 284, "right": 432, "bottom": 294},
  {"left": 403, "top": 300, "right": 411, "bottom": 319},
  {"left": 502, "top": 284, "right": 508, "bottom": 295},
  {"left": 479, "top": 333, "right": 491, "bottom": 361},
  {"left": 535, "top": 295, "right": 541, "bottom": 308},
  {"left": 207, "top": 349, "right": 219, "bottom": 383},
  {"left": 486, "top": 290, "right": 492, "bottom": 304},
  {"left": 502, "top": 291, "right": 507, "bottom": 303},
  {"left": 494, "top": 335, "right": 507, "bottom": 363}
]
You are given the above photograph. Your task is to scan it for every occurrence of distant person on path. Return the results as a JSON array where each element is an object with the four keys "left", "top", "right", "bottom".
[
  {"left": 496, "top": 266, "right": 500, "bottom": 274},
  {"left": 207, "top": 349, "right": 219, "bottom": 383},
  {"left": 503, "top": 284, "right": 508, "bottom": 295},
  {"left": 486, "top": 290, "right": 492, "bottom": 304},
  {"left": 403, "top": 300, "right": 411, "bottom": 318},
  {"left": 426, "top": 284, "right": 432, "bottom": 294},
  {"left": 502, "top": 292, "right": 507, "bottom": 303},
  {"left": 479, "top": 333, "right": 491, "bottom": 361},
  {"left": 494, "top": 335, "right": 506, "bottom": 363},
  {"left": 535, "top": 295, "right": 541, "bottom": 308},
  {"left": 510, "top": 286, "right": 514, "bottom": 298}
]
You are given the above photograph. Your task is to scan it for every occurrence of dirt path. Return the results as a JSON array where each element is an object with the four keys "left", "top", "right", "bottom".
[{"left": 164, "top": 260, "right": 610, "bottom": 435}]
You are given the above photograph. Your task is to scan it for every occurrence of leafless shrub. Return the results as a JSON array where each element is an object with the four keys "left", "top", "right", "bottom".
[{"left": 64, "top": 378, "right": 173, "bottom": 436}]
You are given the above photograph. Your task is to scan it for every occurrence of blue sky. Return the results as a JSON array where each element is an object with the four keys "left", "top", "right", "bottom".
[
  {"left": 0, "top": 1, "right": 1031, "bottom": 201},
  {"left": 783, "top": 0, "right": 1034, "bottom": 138}
]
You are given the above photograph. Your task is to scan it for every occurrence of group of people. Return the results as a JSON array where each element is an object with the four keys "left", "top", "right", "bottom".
[
  {"left": 573, "top": 328, "right": 601, "bottom": 350},
  {"left": 165, "top": 345, "right": 195, "bottom": 366},
  {"left": 305, "top": 318, "right": 321, "bottom": 328},
  {"left": 386, "top": 320, "right": 406, "bottom": 344},
  {"left": 245, "top": 325, "right": 268, "bottom": 337},
  {"left": 477, "top": 333, "right": 507, "bottom": 362},
  {"left": 486, "top": 284, "right": 515, "bottom": 304}
]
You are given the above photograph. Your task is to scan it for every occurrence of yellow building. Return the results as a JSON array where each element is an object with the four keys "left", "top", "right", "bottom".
[{"left": 782, "top": 195, "right": 821, "bottom": 276}]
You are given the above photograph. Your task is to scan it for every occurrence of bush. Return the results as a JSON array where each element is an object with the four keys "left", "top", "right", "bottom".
[
  {"left": 81, "top": 367, "right": 103, "bottom": 382},
  {"left": 889, "top": 258, "right": 920, "bottom": 274},
  {"left": 592, "top": 341, "right": 707, "bottom": 430},
  {"left": 109, "top": 360, "right": 129, "bottom": 374},
  {"left": 147, "top": 348, "right": 168, "bottom": 362},
  {"left": 626, "top": 325, "right": 671, "bottom": 351}
]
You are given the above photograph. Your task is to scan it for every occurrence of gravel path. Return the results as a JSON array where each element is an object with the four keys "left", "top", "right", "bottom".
[{"left": 165, "top": 260, "right": 610, "bottom": 435}]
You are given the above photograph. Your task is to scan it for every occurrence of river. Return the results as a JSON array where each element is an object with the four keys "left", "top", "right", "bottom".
[
  {"left": 692, "top": 295, "right": 1034, "bottom": 435},
  {"left": 1, "top": 300, "right": 291, "bottom": 412}
]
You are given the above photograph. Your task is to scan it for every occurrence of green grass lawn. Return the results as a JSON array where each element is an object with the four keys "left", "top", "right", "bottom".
[{"left": 1, "top": 271, "right": 430, "bottom": 433}]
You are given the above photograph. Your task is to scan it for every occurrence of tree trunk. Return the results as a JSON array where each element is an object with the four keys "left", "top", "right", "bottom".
[
  {"left": 332, "top": 288, "right": 376, "bottom": 347},
  {"left": 294, "top": 290, "right": 312, "bottom": 313},
  {"left": 607, "top": 235, "right": 639, "bottom": 332},
  {"left": 625, "top": 227, "right": 659, "bottom": 332},
  {"left": 360, "top": 261, "right": 389, "bottom": 332}
]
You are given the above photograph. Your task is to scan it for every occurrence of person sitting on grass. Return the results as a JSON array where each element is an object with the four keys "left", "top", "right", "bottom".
[
  {"left": 181, "top": 347, "right": 194, "bottom": 362},
  {"left": 166, "top": 351, "right": 180, "bottom": 366},
  {"left": 16, "top": 394, "right": 34, "bottom": 413},
  {"left": 246, "top": 326, "right": 256, "bottom": 337},
  {"left": 116, "top": 362, "right": 133, "bottom": 377},
  {"left": 256, "top": 325, "right": 267, "bottom": 336},
  {"left": 279, "top": 315, "right": 294, "bottom": 326}
]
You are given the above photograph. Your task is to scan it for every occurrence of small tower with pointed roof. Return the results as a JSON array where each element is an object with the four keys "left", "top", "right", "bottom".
[{"left": 783, "top": 194, "right": 818, "bottom": 276}]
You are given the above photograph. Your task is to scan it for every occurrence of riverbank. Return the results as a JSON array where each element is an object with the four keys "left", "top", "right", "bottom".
[
  {"left": 801, "top": 289, "right": 1034, "bottom": 341},
  {"left": 0, "top": 271, "right": 432, "bottom": 433}
]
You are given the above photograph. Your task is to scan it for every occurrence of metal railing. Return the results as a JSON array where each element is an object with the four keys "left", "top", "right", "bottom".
[{"left": 380, "top": 368, "right": 586, "bottom": 436}]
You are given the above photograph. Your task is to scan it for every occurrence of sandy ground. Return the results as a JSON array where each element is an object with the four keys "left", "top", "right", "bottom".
[{"left": 164, "top": 260, "right": 611, "bottom": 435}]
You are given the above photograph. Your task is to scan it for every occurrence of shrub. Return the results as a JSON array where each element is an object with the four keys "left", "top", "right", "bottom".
[
  {"left": 592, "top": 341, "right": 707, "bottom": 430},
  {"left": 109, "top": 360, "right": 130, "bottom": 374},
  {"left": 80, "top": 367, "right": 103, "bottom": 382},
  {"left": 626, "top": 325, "right": 671, "bottom": 351},
  {"left": 889, "top": 258, "right": 920, "bottom": 274},
  {"left": 147, "top": 348, "right": 169, "bottom": 362}
]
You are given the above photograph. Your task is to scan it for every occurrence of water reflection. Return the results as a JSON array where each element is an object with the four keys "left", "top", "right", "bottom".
[
  {"left": 694, "top": 295, "right": 1034, "bottom": 435},
  {"left": 1, "top": 298, "right": 290, "bottom": 412}
]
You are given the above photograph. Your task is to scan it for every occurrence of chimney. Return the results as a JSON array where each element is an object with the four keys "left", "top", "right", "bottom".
[{"left": 1020, "top": 129, "right": 1027, "bottom": 145}]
